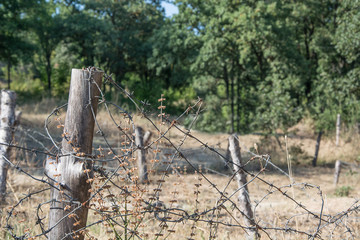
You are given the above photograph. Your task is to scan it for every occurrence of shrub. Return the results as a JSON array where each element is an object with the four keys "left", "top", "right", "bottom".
[{"left": 335, "top": 186, "right": 352, "bottom": 197}]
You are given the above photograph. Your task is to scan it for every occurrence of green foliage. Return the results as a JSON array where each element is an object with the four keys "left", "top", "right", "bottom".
[
  {"left": 28, "top": 0, "right": 66, "bottom": 93},
  {"left": 288, "top": 144, "right": 311, "bottom": 165},
  {"left": 5, "top": 65, "right": 45, "bottom": 103},
  {"left": 0, "top": 0, "right": 35, "bottom": 88},
  {"left": 304, "top": 0, "right": 360, "bottom": 132},
  {"left": 335, "top": 186, "right": 352, "bottom": 197},
  {"left": 172, "top": 0, "right": 308, "bottom": 133},
  {"left": 2, "top": 0, "right": 360, "bottom": 134},
  {"left": 335, "top": 0, "right": 360, "bottom": 64},
  {"left": 163, "top": 86, "right": 196, "bottom": 114}
]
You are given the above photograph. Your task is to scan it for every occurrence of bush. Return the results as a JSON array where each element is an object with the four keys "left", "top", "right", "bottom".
[{"left": 335, "top": 186, "right": 352, "bottom": 197}]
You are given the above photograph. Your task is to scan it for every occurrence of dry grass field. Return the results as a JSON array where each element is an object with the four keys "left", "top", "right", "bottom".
[
  {"left": 2, "top": 166, "right": 360, "bottom": 239},
  {"left": 1, "top": 99, "right": 360, "bottom": 239}
]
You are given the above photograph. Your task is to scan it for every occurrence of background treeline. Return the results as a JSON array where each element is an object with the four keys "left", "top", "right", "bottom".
[{"left": 1, "top": 0, "right": 359, "bottom": 134}]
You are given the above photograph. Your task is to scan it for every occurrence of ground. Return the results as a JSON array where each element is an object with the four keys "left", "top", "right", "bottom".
[{"left": 0, "top": 99, "right": 359, "bottom": 239}]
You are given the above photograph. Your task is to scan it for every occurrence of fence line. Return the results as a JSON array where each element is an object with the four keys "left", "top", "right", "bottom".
[{"left": 1, "top": 67, "right": 359, "bottom": 239}]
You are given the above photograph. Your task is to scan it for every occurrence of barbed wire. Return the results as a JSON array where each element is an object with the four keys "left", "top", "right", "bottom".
[{"left": 1, "top": 67, "right": 359, "bottom": 239}]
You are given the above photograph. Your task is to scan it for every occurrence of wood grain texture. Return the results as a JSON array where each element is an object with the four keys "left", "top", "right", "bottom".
[
  {"left": 334, "top": 160, "right": 341, "bottom": 186},
  {"left": 143, "top": 130, "right": 152, "bottom": 146},
  {"left": 228, "top": 135, "right": 258, "bottom": 240},
  {"left": 47, "top": 69, "right": 103, "bottom": 239},
  {"left": 135, "top": 126, "right": 148, "bottom": 183},
  {"left": 0, "top": 90, "right": 16, "bottom": 202}
]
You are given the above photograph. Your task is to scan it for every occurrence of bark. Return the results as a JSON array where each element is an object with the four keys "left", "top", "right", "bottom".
[
  {"left": 236, "top": 75, "right": 240, "bottom": 133},
  {"left": 7, "top": 61, "right": 11, "bottom": 90},
  {"left": 312, "top": 131, "right": 323, "bottom": 167},
  {"left": 228, "top": 135, "right": 259, "bottom": 239},
  {"left": 275, "top": 133, "right": 283, "bottom": 151},
  {"left": 0, "top": 90, "right": 16, "bottom": 202},
  {"left": 223, "top": 65, "right": 229, "bottom": 103},
  {"left": 46, "top": 69, "right": 103, "bottom": 239},
  {"left": 143, "top": 131, "right": 152, "bottom": 146},
  {"left": 223, "top": 64, "right": 234, "bottom": 133},
  {"left": 46, "top": 53, "right": 52, "bottom": 94},
  {"left": 230, "top": 76, "right": 235, "bottom": 134},
  {"left": 135, "top": 126, "right": 148, "bottom": 183}
]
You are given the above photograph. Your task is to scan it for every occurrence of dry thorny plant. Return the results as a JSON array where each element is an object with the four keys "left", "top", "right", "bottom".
[{"left": 1, "top": 67, "right": 360, "bottom": 240}]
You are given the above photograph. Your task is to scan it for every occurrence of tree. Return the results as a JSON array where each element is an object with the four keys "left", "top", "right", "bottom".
[
  {"left": 148, "top": 19, "right": 198, "bottom": 114},
  {"left": 242, "top": 1, "right": 306, "bottom": 133},
  {"left": 172, "top": 0, "right": 305, "bottom": 133},
  {"left": 83, "top": 0, "right": 164, "bottom": 87},
  {"left": 334, "top": 0, "right": 360, "bottom": 123},
  {"left": 172, "top": 0, "right": 253, "bottom": 133},
  {"left": 0, "top": 0, "right": 34, "bottom": 89},
  {"left": 303, "top": 0, "right": 360, "bottom": 166},
  {"left": 29, "top": 0, "right": 64, "bottom": 94},
  {"left": 58, "top": 1, "right": 104, "bottom": 67}
]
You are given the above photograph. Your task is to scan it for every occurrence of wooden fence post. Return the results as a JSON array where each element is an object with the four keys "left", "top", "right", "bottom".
[
  {"left": 143, "top": 130, "right": 152, "bottom": 147},
  {"left": 334, "top": 160, "right": 341, "bottom": 186},
  {"left": 46, "top": 69, "right": 103, "bottom": 239},
  {"left": 135, "top": 126, "right": 148, "bottom": 183},
  {"left": 336, "top": 114, "right": 340, "bottom": 147},
  {"left": 0, "top": 90, "right": 16, "bottom": 203},
  {"left": 228, "top": 135, "right": 258, "bottom": 240}
]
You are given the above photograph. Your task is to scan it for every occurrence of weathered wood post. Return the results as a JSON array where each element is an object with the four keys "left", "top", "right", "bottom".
[
  {"left": 143, "top": 130, "right": 152, "bottom": 147},
  {"left": 228, "top": 135, "right": 258, "bottom": 240},
  {"left": 0, "top": 90, "right": 16, "bottom": 202},
  {"left": 135, "top": 126, "right": 148, "bottom": 183},
  {"left": 46, "top": 68, "right": 103, "bottom": 239},
  {"left": 334, "top": 160, "right": 341, "bottom": 186},
  {"left": 336, "top": 114, "right": 340, "bottom": 147}
]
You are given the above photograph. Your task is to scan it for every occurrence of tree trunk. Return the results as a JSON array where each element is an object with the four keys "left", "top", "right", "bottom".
[
  {"left": 7, "top": 61, "right": 11, "bottom": 90},
  {"left": 312, "top": 131, "right": 323, "bottom": 167},
  {"left": 228, "top": 135, "right": 258, "bottom": 240},
  {"left": 275, "top": 133, "right": 283, "bottom": 151},
  {"left": 46, "top": 68, "right": 103, "bottom": 240},
  {"left": 223, "top": 64, "right": 233, "bottom": 133},
  {"left": 0, "top": 90, "right": 16, "bottom": 202},
  {"left": 223, "top": 65, "right": 229, "bottom": 102},
  {"left": 46, "top": 54, "right": 52, "bottom": 94},
  {"left": 230, "top": 76, "right": 235, "bottom": 134},
  {"left": 236, "top": 75, "right": 240, "bottom": 133},
  {"left": 135, "top": 126, "right": 148, "bottom": 183}
]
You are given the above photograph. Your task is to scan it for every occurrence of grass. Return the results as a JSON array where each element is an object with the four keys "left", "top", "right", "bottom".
[
  {"left": 1, "top": 99, "right": 360, "bottom": 239},
  {"left": 2, "top": 167, "right": 360, "bottom": 239}
]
